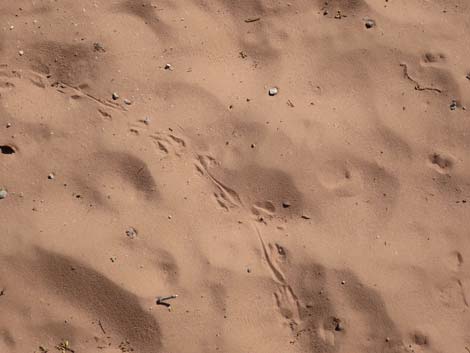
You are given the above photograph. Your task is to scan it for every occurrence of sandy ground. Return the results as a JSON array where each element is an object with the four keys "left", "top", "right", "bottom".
[{"left": 0, "top": 0, "right": 469, "bottom": 352}]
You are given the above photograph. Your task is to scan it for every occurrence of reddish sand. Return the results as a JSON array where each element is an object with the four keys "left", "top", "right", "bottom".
[{"left": 0, "top": 1, "right": 469, "bottom": 352}]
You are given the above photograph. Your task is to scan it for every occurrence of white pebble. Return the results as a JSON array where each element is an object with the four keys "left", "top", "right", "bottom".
[
  {"left": 268, "top": 87, "right": 278, "bottom": 96},
  {"left": 0, "top": 189, "right": 7, "bottom": 199}
]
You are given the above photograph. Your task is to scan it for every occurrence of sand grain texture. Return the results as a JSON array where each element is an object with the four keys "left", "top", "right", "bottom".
[{"left": 0, "top": 0, "right": 470, "bottom": 352}]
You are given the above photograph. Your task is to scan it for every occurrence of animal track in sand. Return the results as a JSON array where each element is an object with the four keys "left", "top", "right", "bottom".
[
  {"left": 251, "top": 200, "right": 276, "bottom": 217},
  {"left": 150, "top": 131, "right": 187, "bottom": 157},
  {"left": 197, "top": 156, "right": 303, "bottom": 217},
  {"left": 256, "top": 228, "right": 405, "bottom": 353},
  {"left": 317, "top": 160, "right": 363, "bottom": 197},
  {"left": 274, "top": 285, "right": 301, "bottom": 323},
  {"left": 428, "top": 152, "right": 454, "bottom": 174},
  {"left": 422, "top": 52, "right": 446, "bottom": 65}
]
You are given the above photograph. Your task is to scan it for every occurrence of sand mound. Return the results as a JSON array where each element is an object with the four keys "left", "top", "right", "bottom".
[{"left": 0, "top": 0, "right": 469, "bottom": 352}]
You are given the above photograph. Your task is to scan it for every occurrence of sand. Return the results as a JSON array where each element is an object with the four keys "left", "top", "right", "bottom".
[{"left": 0, "top": 0, "right": 469, "bottom": 352}]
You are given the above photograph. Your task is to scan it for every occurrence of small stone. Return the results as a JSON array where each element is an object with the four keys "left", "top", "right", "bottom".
[
  {"left": 341, "top": 280, "right": 346, "bottom": 285},
  {"left": 0, "top": 189, "right": 7, "bottom": 199},
  {"left": 268, "top": 87, "right": 278, "bottom": 96},
  {"left": 9, "top": 25, "right": 14, "bottom": 30},
  {"left": 47, "top": 173, "right": 55, "bottom": 180},
  {"left": 18, "top": 50, "right": 24, "bottom": 56},
  {"left": 126, "top": 227, "right": 137, "bottom": 239},
  {"left": 334, "top": 318, "right": 344, "bottom": 331},
  {"left": 365, "top": 19, "right": 376, "bottom": 29},
  {"left": 6, "top": 123, "right": 11, "bottom": 128},
  {"left": 301, "top": 214, "right": 311, "bottom": 220},
  {"left": 247, "top": 268, "right": 251, "bottom": 273},
  {"left": 112, "top": 92, "right": 119, "bottom": 100},
  {"left": 466, "top": 73, "right": 470, "bottom": 80},
  {"left": 93, "top": 42, "right": 106, "bottom": 52},
  {"left": 143, "top": 117, "right": 151, "bottom": 125},
  {"left": 164, "top": 63, "right": 173, "bottom": 70},
  {"left": 123, "top": 99, "right": 132, "bottom": 105},
  {"left": 385, "top": 337, "right": 390, "bottom": 342},
  {"left": 282, "top": 201, "right": 291, "bottom": 208},
  {"left": 450, "top": 100, "right": 458, "bottom": 110}
]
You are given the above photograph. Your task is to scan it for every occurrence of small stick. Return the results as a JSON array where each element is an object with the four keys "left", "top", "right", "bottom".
[
  {"left": 245, "top": 17, "right": 260, "bottom": 23},
  {"left": 98, "top": 320, "right": 106, "bottom": 334},
  {"left": 156, "top": 295, "right": 178, "bottom": 311},
  {"left": 157, "top": 295, "right": 178, "bottom": 302}
]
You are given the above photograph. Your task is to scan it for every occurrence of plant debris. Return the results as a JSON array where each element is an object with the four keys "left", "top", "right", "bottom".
[
  {"left": 245, "top": 17, "right": 260, "bottom": 23},
  {"left": 55, "top": 340, "right": 74, "bottom": 353},
  {"left": 156, "top": 294, "right": 178, "bottom": 311}
]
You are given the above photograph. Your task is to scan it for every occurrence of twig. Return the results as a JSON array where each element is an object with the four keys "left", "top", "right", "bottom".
[
  {"left": 98, "top": 320, "right": 106, "bottom": 334},
  {"left": 245, "top": 17, "right": 260, "bottom": 23},
  {"left": 400, "top": 63, "right": 442, "bottom": 93},
  {"left": 156, "top": 295, "right": 178, "bottom": 311}
]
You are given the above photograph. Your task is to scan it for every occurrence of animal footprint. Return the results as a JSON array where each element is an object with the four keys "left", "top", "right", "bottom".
[
  {"left": 150, "top": 131, "right": 186, "bottom": 157},
  {"left": 317, "top": 160, "right": 363, "bottom": 197},
  {"left": 214, "top": 191, "right": 237, "bottom": 211},
  {"left": 251, "top": 200, "right": 276, "bottom": 217},
  {"left": 421, "top": 52, "right": 446, "bottom": 65},
  {"left": 195, "top": 155, "right": 242, "bottom": 209},
  {"left": 429, "top": 152, "right": 453, "bottom": 174},
  {"left": 274, "top": 285, "right": 300, "bottom": 324}
]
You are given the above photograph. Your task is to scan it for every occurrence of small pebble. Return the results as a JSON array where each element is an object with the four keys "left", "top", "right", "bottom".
[
  {"left": 334, "top": 319, "right": 344, "bottom": 331},
  {"left": 282, "top": 201, "right": 291, "bottom": 208},
  {"left": 164, "top": 63, "right": 173, "bottom": 70},
  {"left": 126, "top": 227, "right": 138, "bottom": 239},
  {"left": 93, "top": 42, "right": 106, "bottom": 52},
  {"left": 18, "top": 50, "right": 24, "bottom": 56},
  {"left": 450, "top": 100, "right": 458, "bottom": 110},
  {"left": 123, "top": 99, "right": 132, "bottom": 105},
  {"left": 247, "top": 268, "right": 251, "bottom": 273},
  {"left": 0, "top": 189, "right": 7, "bottom": 199},
  {"left": 341, "top": 280, "right": 346, "bottom": 285},
  {"left": 143, "top": 117, "right": 151, "bottom": 125},
  {"left": 112, "top": 92, "right": 119, "bottom": 100},
  {"left": 466, "top": 73, "right": 470, "bottom": 80},
  {"left": 365, "top": 19, "right": 376, "bottom": 29},
  {"left": 301, "top": 214, "right": 311, "bottom": 220},
  {"left": 6, "top": 123, "right": 11, "bottom": 128},
  {"left": 48, "top": 173, "right": 55, "bottom": 180},
  {"left": 268, "top": 87, "right": 279, "bottom": 96},
  {"left": 9, "top": 25, "right": 14, "bottom": 30}
]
